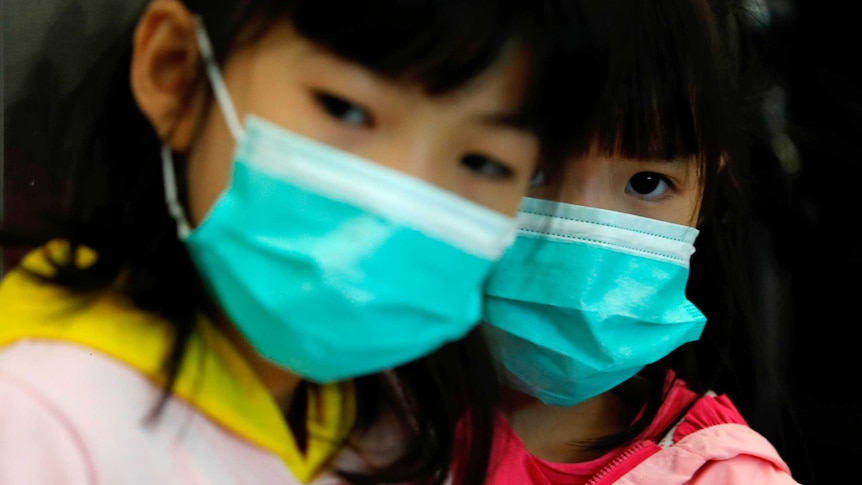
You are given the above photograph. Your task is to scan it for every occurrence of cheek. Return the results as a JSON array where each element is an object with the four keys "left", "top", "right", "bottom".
[
  {"left": 665, "top": 203, "right": 699, "bottom": 226},
  {"left": 651, "top": 191, "right": 702, "bottom": 227},
  {"left": 682, "top": 197, "right": 703, "bottom": 227},
  {"left": 185, "top": 105, "right": 237, "bottom": 225},
  {"left": 475, "top": 176, "right": 532, "bottom": 217},
  {"left": 673, "top": 181, "right": 704, "bottom": 227}
]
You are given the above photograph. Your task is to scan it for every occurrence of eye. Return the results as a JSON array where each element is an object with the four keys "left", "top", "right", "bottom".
[
  {"left": 529, "top": 167, "right": 547, "bottom": 187},
  {"left": 625, "top": 171, "right": 673, "bottom": 200},
  {"left": 461, "top": 154, "right": 514, "bottom": 180},
  {"left": 313, "top": 92, "right": 375, "bottom": 128}
]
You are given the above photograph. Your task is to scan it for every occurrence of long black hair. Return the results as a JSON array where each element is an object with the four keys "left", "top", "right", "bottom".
[
  {"left": 548, "top": 0, "right": 785, "bottom": 452},
  {"left": 0, "top": 1, "right": 601, "bottom": 483}
]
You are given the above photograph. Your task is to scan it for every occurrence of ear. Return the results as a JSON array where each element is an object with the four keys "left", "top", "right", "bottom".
[{"left": 130, "top": 0, "right": 205, "bottom": 151}]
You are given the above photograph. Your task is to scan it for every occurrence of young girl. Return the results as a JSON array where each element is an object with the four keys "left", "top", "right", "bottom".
[
  {"left": 0, "top": 1, "right": 591, "bottom": 483},
  {"left": 476, "top": 0, "right": 801, "bottom": 483}
]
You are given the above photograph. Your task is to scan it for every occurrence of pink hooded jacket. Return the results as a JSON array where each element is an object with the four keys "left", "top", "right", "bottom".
[{"left": 482, "top": 373, "right": 801, "bottom": 485}]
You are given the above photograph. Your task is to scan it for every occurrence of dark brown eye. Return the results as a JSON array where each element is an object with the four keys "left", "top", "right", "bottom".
[
  {"left": 461, "top": 154, "right": 514, "bottom": 180},
  {"left": 626, "top": 172, "right": 672, "bottom": 199},
  {"left": 529, "top": 168, "right": 546, "bottom": 187},
  {"left": 314, "top": 92, "right": 374, "bottom": 128}
]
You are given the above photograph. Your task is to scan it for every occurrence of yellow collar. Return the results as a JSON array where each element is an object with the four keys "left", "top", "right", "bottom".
[{"left": 0, "top": 242, "right": 355, "bottom": 483}]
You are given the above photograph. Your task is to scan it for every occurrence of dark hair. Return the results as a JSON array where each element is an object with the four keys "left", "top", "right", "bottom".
[
  {"left": 0, "top": 1, "right": 599, "bottom": 483},
  {"left": 548, "top": 0, "right": 783, "bottom": 452}
]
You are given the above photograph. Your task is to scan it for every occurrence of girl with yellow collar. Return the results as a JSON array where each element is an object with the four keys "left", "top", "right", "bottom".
[{"left": 0, "top": 0, "right": 592, "bottom": 483}]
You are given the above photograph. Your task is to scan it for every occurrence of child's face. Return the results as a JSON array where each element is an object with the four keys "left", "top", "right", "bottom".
[
  {"left": 132, "top": 4, "right": 539, "bottom": 227},
  {"left": 530, "top": 147, "right": 704, "bottom": 227}
]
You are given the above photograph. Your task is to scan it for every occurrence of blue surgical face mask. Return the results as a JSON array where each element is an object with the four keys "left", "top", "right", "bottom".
[
  {"left": 482, "top": 197, "right": 706, "bottom": 406},
  {"left": 159, "top": 19, "right": 518, "bottom": 384}
]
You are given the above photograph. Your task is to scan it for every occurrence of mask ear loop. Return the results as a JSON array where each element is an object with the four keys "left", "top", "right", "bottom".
[
  {"left": 161, "top": 16, "right": 245, "bottom": 239},
  {"left": 194, "top": 15, "right": 244, "bottom": 141},
  {"left": 162, "top": 146, "right": 193, "bottom": 239}
]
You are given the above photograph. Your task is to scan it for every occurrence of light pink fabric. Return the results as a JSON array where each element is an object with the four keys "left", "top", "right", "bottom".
[
  {"left": 0, "top": 340, "right": 326, "bottom": 485},
  {"left": 615, "top": 423, "right": 800, "bottom": 485}
]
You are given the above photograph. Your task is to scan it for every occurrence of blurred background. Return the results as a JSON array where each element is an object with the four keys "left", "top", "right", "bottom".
[
  {"left": 756, "top": 0, "right": 862, "bottom": 481},
  {"left": 2, "top": 1, "right": 859, "bottom": 483},
  {"left": 2, "top": 0, "right": 146, "bottom": 272}
]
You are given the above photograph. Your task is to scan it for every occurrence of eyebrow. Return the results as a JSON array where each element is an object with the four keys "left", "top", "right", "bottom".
[
  {"left": 629, "top": 157, "right": 699, "bottom": 173},
  {"left": 634, "top": 156, "right": 693, "bottom": 164},
  {"left": 660, "top": 156, "right": 699, "bottom": 165},
  {"left": 476, "top": 110, "right": 534, "bottom": 131}
]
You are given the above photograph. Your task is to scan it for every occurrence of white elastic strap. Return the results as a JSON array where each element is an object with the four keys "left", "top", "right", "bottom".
[
  {"left": 161, "top": 145, "right": 193, "bottom": 239},
  {"left": 194, "top": 16, "right": 244, "bottom": 141}
]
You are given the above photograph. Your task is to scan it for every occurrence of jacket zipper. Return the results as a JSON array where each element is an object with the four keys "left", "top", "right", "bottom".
[{"left": 584, "top": 440, "right": 660, "bottom": 485}]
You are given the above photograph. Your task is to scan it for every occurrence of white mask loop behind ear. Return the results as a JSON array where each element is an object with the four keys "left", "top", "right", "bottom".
[
  {"left": 161, "top": 146, "right": 193, "bottom": 239},
  {"left": 160, "top": 17, "right": 246, "bottom": 240},
  {"left": 194, "top": 15, "right": 244, "bottom": 141}
]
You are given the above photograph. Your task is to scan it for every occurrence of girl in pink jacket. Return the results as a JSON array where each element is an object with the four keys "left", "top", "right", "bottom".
[{"left": 473, "top": 0, "right": 802, "bottom": 483}]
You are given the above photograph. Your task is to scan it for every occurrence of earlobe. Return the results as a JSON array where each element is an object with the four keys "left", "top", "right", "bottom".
[{"left": 130, "top": 0, "right": 204, "bottom": 151}]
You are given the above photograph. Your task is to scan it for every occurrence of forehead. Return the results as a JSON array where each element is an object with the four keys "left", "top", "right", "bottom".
[
  {"left": 424, "top": 44, "right": 533, "bottom": 118},
  {"left": 239, "top": 24, "right": 533, "bottom": 119}
]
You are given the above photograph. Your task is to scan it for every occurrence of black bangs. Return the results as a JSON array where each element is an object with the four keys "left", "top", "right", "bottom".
[
  {"left": 189, "top": 0, "right": 607, "bottom": 166},
  {"left": 288, "top": 0, "right": 532, "bottom": 94},
  {"left": 189, "top": 0, "right": 535, "bottom": 95},
  {"left": 583, "top": 0, "right": 739, "bottom": 166}
]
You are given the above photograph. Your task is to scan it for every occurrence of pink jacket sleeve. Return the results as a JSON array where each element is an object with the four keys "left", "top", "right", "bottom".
[
  {"left": 616, "top": 424, "right": 801, "bottom": 485},
  {"left": 689, "top": 453, "right": 801, "bottom": 484},
  {"left": 0, "top": 371, "right": 94, "bottom": 485}
]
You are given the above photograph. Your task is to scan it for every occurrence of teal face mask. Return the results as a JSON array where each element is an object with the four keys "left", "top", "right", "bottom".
[
  {"left": 482, "top": 198, "right": 706, "bottom": 406},
  {"left": 158, "top": 20, "right": 517, "bottom": 384}
]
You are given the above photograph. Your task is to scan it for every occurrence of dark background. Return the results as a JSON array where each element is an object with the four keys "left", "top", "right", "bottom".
[
  {"left": 2, "top": 0, "right": 146, "bottom": 272},
  {"left": 759, "top": 0, "right": 862, "bottom": 482},
  {"left": 2, "top": 1, "right": 859, "bottom": 482}
]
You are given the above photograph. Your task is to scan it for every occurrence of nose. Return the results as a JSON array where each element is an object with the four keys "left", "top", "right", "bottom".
[
  {"left": 561, "top": 187, "right": 616, "bottom": 210},
  {"left": 554, "top": 164, "right": 620, "bottom": 212},
  {"left": 360, "top": 131, "right": 456, "bottom": 193}
]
